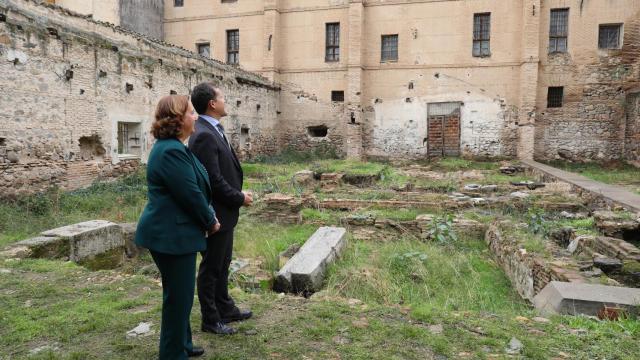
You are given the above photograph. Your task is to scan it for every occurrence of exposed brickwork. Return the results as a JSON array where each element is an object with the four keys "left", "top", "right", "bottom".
[
  {"left": 535, "top": 8, "right": 640, "bottom": 161},
  {"left": 0, "top": 0, "right": 278, "bottom": 197}
]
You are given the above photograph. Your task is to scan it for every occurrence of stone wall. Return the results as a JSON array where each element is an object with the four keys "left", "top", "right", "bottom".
[
  {"left": 625, "top": 91, "right": 640, "bottom": 161},
  {"left": 0, "top": 0, "right": 278, "bottom": 198},
  {"left": 534, "top": 5, "right": 640, "bottom": 161},
  {"left": 484, "top": 224, "right": 585, "bottom": 302},
  {"left": 275, "top": 86, "right": 348, "bottom": 157}
]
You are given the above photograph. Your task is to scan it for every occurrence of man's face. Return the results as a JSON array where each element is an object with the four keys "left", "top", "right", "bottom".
[{"left": 210, "top": 89, "right": 227, "bottom": 118}]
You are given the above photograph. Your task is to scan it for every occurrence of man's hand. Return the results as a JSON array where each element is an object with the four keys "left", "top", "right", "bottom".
[
  {"left": 242, "top": 191, "right": 253, "bottom": 207},
  {"left": 209, "top": 216, "right": 221, "bottom": 234}
]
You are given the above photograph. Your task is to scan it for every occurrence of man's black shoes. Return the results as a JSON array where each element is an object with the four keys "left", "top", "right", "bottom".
[
  {"left": 201, "top": 322, "right": 237, "bottom": 335},
  {"left": 187, "top": 346, "right": 205, "bottom": 357},
  {"left": 222, "top": 309, "right": 253, "bottom": 324}
]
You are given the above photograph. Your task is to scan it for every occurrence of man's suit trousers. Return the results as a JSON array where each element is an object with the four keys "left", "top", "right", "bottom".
[{"left": 197, "top": 229, "right": 237, "bottom": 325}]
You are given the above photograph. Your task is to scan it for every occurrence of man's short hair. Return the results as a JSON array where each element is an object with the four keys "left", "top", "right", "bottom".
[{"left": 191, "top": 82, "right": 218, "bottom": 114}]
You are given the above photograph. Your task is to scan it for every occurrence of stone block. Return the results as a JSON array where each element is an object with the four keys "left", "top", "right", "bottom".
[
  {"left": 533, "top": 281, "right": 640, "bottom": 316},
  {"left": 593, "top": 210, "right": 640, "bottom": 239},
  {"left": 41, "top": 220, "right": 123, "bottom": 263},
  {"left": 120, "top": 222, "right": 145, "bottom": 258},
  {"left": 274, "top": 226, "right": 347, "bottom": 293},
  {"left": 293, "top": 170, "right": 314, "bottom": 185},
  {"left": 259, "top": 193, "right": 303, "bottom": 224},
  {"left": 3, "top": 236, "right": 68, "bottom": 259}
]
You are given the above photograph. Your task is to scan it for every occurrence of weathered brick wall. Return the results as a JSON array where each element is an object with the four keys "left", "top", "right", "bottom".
[
  {"left": 276, "top": 87, "right": 347, "bottom": 157},
  {"left": 0, "top": 0, "right": 278, "bottom": 198},
  {"left": 535, "top": 7, "right": 640, "bottom": 161}
]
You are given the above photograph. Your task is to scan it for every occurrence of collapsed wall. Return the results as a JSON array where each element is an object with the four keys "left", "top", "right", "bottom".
[{"left": 0, "top": 0, "right": 279, "bottom": 197}]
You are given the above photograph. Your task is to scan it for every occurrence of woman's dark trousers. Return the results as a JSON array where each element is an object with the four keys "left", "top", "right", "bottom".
[{"left": 150, "top": 251, "right": 197, "bottom": 360}]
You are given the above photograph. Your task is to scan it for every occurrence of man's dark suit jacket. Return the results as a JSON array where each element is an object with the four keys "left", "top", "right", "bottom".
[{"left": 188, "top": 117, "right": 244, "bottom": 232}]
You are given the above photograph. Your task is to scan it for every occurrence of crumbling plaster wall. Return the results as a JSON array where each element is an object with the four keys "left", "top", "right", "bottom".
[
  {"left": 362, "top": 66, "right": 521, "bottom": 159},
  {"left": 0, "top": 0, "right": 278, "bottom": 197}
]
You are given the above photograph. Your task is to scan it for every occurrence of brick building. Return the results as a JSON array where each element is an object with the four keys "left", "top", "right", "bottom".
[
  {"left": 162, "top": 0, "right": 640, "bottom": 161},
  {"left": 1, "top": 0, "right": 640, "bottom": 196}
]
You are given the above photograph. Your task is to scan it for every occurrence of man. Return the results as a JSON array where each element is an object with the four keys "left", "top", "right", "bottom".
[{"left": 189, "top": 83, "right": 253, "bottom": 335}]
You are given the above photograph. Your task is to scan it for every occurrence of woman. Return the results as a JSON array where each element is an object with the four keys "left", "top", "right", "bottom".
[{"left": 135, "top": 95, "right": 220, "bottom": 359}]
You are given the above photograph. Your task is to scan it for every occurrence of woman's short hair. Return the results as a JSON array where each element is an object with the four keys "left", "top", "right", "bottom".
[{"left": 151, "top": 95, "right": 189, "bottom": 139}]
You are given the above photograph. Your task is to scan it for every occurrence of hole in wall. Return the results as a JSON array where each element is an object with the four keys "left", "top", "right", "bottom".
[
  {"left": 237, "top": 100, "right": 242, "bottom": 107},
  {"left": 79, "top": 89, "right": 85, "bottom": 95},
  {"left": 78, "top": 135, "right": 106, "bottom": 161},
  {"left": 405, "top": 97, "right": 412, "bottom": 103},
  {"left": 0, "top": 137, "right": 6, "bottom": 146},
  {"left": 307, "top": 125, "right": 328, "bottom": 138},
  {"left": 111, "top": 45, "right": 118, "bottom": 52},
  {"left": 125, "top": 83, "right": 133, "bottom": 93},
  {"left": 98, "top": 70, "right": 107, "bottom": 78},
  {"left": 256, "top": 104, "right": 261, "bottom": 111},
  {"left": 0, "top": 13, "right": 6, "bottom": 22},
  {"left": 46, "top": 27, "right": 59, "bottom": 38},
  {"left": 65, "top": 69, "right": 74, "bottom": 81},
  {"left": 170, "top": 90, "right": 177, "bottom": 95}
]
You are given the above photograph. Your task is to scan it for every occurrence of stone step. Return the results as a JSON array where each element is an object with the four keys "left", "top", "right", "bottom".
[
  {"left": 533, "top": 281, "right": 640, "bottom": 316},
  {"left": 274, "top": 226, "right": 347, "bottom": 293},
  {"left": 41, "top": 220, "right": 123, "bottom": 263},
  {"left": 2, "top": 221, "right": 125, "bottom": 270}
]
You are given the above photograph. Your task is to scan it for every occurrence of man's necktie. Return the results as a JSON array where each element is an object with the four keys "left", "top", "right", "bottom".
[{"left": 216, "top": 124, "right": 231, "bottom": 149}]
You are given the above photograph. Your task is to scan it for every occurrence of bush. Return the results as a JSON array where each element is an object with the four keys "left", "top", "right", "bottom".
[{"left": 426, "top": 214, "right": 458, "bottom": 245}]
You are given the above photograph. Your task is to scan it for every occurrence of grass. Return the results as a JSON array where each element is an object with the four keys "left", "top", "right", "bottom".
[
  {"left": 233, "top": 217, "right": 317, "bottom": 272},
  {"left": 544, "top": 160, "right": 640, "bottom": 194},
  {"left": 1, "top": 158, "right": 639, "bottom": 359},
  {"left": 324, "top": 235, "right": 524, "bottom": 313},
  {"left": 0, "top": 170, "right": 147, "bottom": 248},
  {"left": 428, "top": 157, "right": 501, "bottom": 171}
]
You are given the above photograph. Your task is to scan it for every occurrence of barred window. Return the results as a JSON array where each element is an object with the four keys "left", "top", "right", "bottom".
[
  {"left": 549, "top": 9, "right": 569, "bottom": 53},
  {"left": 381, "top": 34, "right": 398, "bottom": 62},
  {"left": 174, "top": 0, "right": 183, "bottom": 7},
  {"left": 547, "top": 87, "right": 564, "bottom": 108},
  {"left": 599, "top": 24, "right": 622, "bottom": 49},
  {"left": 325, "top": 23, "right": 340, "bottom": 62},
  {"left": 473, "top": 13, "right": 491, "bottom": 57},
  {"left": 227, "top": 30, "right": 239, "bottom": 65},
  {"left": 331, "top": 91, "right": 344, "bottom": 102},
  {"left": 197, "top": 43, "right": 210, "bottom": 58}
]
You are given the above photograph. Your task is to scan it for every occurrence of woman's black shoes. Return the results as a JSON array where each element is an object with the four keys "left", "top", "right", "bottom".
[{"left": 187, "top": 346, "right": 205, "bottom": 357}]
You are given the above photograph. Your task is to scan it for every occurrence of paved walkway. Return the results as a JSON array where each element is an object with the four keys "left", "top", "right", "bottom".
[{"left": 522, "top": 160, "right": 640, "bottom": 213}]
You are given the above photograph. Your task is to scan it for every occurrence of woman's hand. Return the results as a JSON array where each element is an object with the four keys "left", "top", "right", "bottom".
[{"left": 209, "top": 216, "right": 221, "bottom": 235}]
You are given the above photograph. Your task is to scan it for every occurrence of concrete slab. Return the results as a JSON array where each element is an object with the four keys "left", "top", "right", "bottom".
[
  {"left": 274, "top": 226, "right": 347, "bottom": 293},
  {"left": 533, "top": 281, "right": 640, "bottom": 316},
  {"left": 41, "top": 220, "right": 123, "bottom": 262}
]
